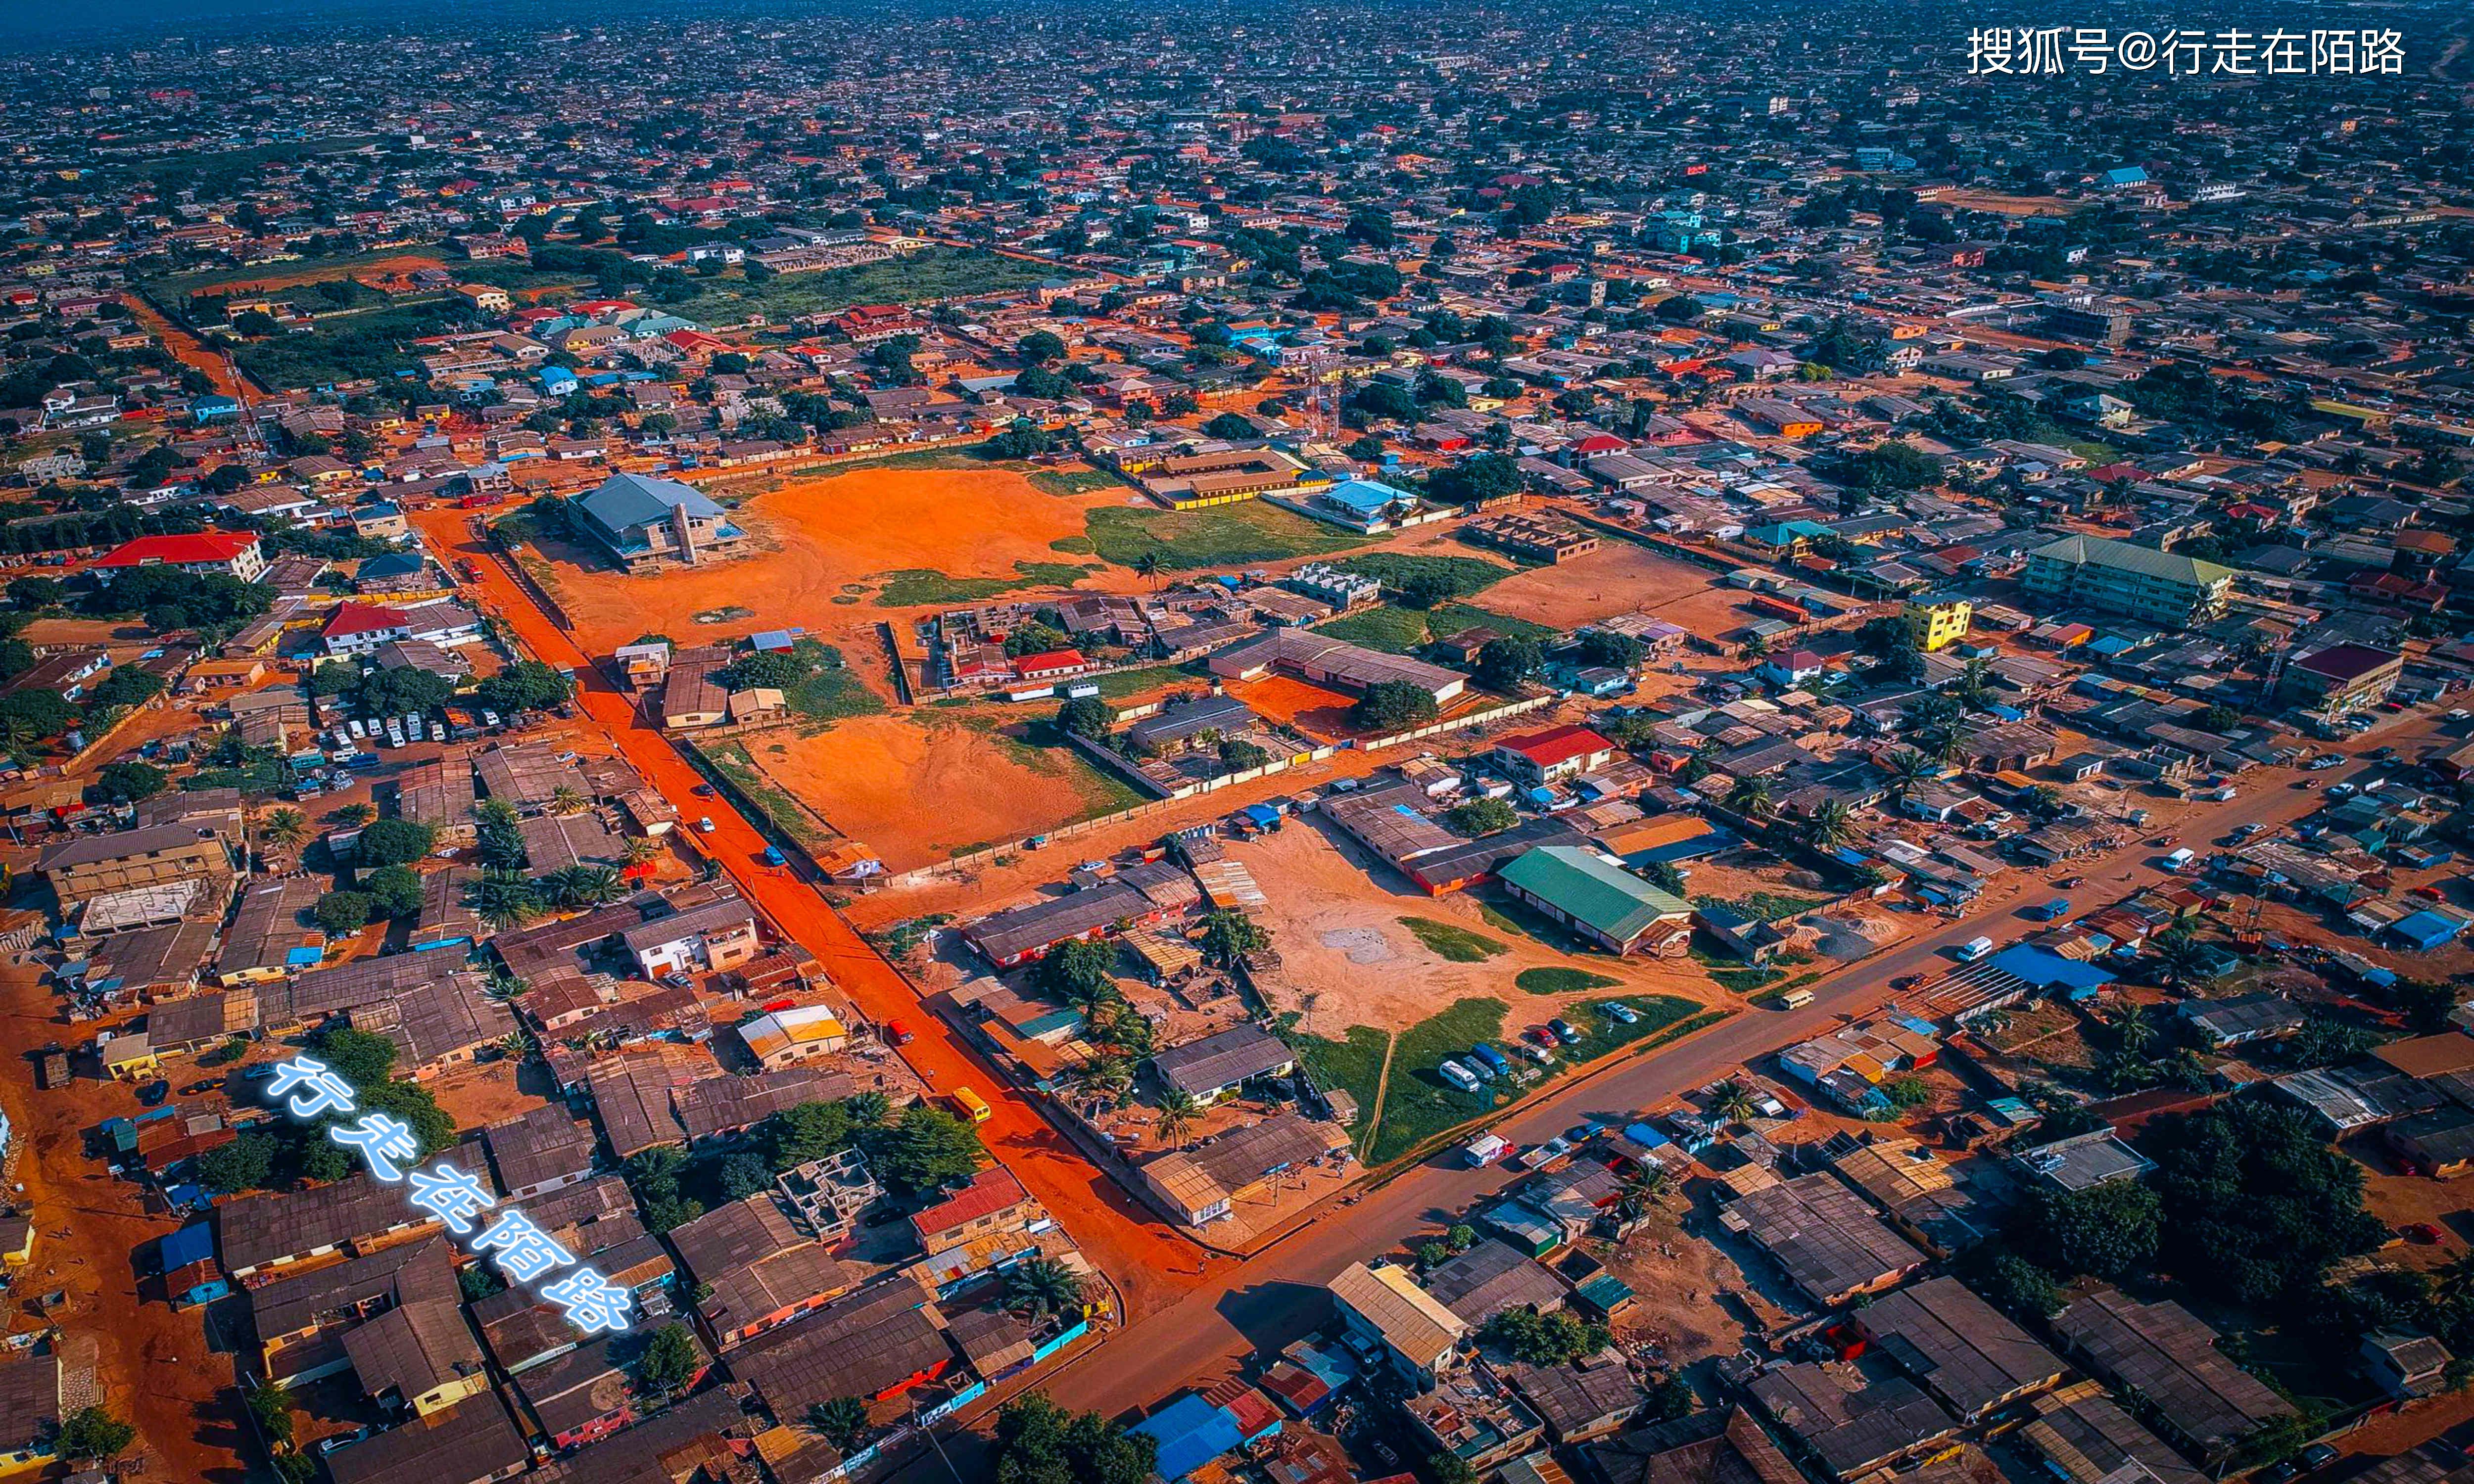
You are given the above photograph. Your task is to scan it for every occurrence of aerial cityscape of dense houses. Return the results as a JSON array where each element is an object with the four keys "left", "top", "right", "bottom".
[{"left": 0, "top": 1, "right": 2469, "bottom": 1482}]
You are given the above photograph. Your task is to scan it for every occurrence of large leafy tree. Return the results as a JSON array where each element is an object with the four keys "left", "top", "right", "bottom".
[
  {"left": 864, "top": 1106, "right": 986, "bottom": 1195},
  {"left": 2147, "top": 1098, "right": 2387, "bottom": 1304},
  {"left": 990, "top": 1395, "right": 1157, "bottom": 1484}
]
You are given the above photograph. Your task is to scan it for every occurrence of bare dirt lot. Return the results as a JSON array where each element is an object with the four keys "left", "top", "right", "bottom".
[
  {"left": 0, "top": 962, "right": 249, "bottom": 1482},
  {"left": 1475, "top": 541, "right": 1737, "bottom": 632},
  {"left": 735, "top": 713, "right": 1143, "bottom": 872},
  {"left": 540, "top": 461, "right": 1130, "bottom": 658},
  {"left": 1222, "top": 674, "right": 1366, "bottom": 740},
  {"left": 1234, "top": 820, "right": 1716, "bottom": 1036}
]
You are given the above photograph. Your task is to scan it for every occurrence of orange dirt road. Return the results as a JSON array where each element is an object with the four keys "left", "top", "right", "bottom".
[
  {"left": 121, "top": 294, "right": 248, "bottom": 402},
  {"left": 410, "top": 510, "right": 1216, "bottom": 1318}
]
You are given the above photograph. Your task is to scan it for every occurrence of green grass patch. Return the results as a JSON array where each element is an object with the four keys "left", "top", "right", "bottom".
[
  {"left": 1691, "top": 891, "right": 1830, "bottom": 923},
  {"left": 1400, "top": 916, "right": 1510, "bottom": 963},
  {"left": 784, "top": 644, "right": 884, "bottom": 727},
  {"left": 231, "top": 301, "right": 473, "bottom": 389},
  {"left": 875, "top": 561, "right": 1094, "bottom": 607},
  {"left": 1515, "top": 967, "right": 1624, "bottom": 996},
  {"left": 1047, "top": 536, "right": 1097, "bottom": 555},
  {"left": 1314, "top": 605, "right": 1430, "bottom": 654},
  {"left": 695, "top": 741, "right": 838, "bottom": 852},
  {"left": 1028, "top": 467, "right": 1132, "bottom": 498},
  {"left": 1559, "top": 995, "right": 1714, "bottom": 1065},
  {"left": 666, "top": 246, "right": 1055, "bottom": 326},
  {"left": 1690, "top": 944, "right": 1778, "bottom": 995},
  {"left": 1370, "top": 997, "right": 1513, "bottom": 1162},
  {"left": 1298, "top": 993, "right": 1730, "bottom": 1165},
  {"left": 1334, "top": 553, "right": 1514, "bottom": 601},
  {"left": 867, "top": 914, "right": 952, "bottom": 959},
  {"left": 1093, "top": 662, "right": 1207, "bottom": 700},
  {"left": 1428, "top": 603, "right": 1559, "bottom": 643},
  {"left": 1085, "top": 501, "right": 1374, "bottom": 570},
  {"left": 1290, "top": 1024, "right": 1391, "bottom": 1150},
  {"left": 1479, "top": 895, "right": 1597, "bottom": 955}
]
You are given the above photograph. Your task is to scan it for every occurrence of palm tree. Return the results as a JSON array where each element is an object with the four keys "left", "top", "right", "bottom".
[
  {"left": 1723, "top": 775, "right": 1773, "bottom": 818},
  {"left": 543, "top": 866, "right": 624, "bottom": 908},
  {"left": 471, "top": 869, "right": 543, "bottom": 930},
  {"left": 335, "top": 801, "right": 377, "bottom": 829},
  {"left": 496, "top": 1029, "right": 536, "bottom": 1061},
  {"left": 844, "top": 1090, "right": 891, "bottom": 1128},
  {"left": 2151, "top": 926, "right": 2213, "bottom": 989},
  {"left": 621, "top": 835, "right": 660, "bottom": 867},
  {"left": 1004, "top": 1256, "right": 1088, "bottom": 1321},
  {"left": 483, "top": 968, "right": 531, "bottom": 1002},
  {"left": 1072, "top": 1054, "right": 1133, "bottom": 1110},
  {"left": 1154, "top": 1089, "right": 1202, "bottom": 1146},
  {"left": 549, "top": 785, "right": 587, "bottom": 816},
  {"left": 260, "top": 807, "right": 308, "bottom": 850},
  {"left": 2435, "top": 1253, "right": 2474, "bottom": 1309},
  {"left": 1134, "top": 550, "right": 1165, "bottom": 589},
  {"left": 476, "top": 798, "right": 520, "bottom": 829},
  {"left": 1708, "top": 1079, "right": 1757, "bottom": 1125},
  {"left": 1883, "top": 747, "right": 1936, "bottom": 805},
  {"left": 806, "top": 1397, "right": 872, "bottom": 1453},
  {"left": 1802, "top": 798, "right": 1853, "bottom": 850}
]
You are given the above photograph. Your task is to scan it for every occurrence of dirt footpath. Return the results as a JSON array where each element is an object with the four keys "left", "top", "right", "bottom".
[{"left": 0, "top": 963, "right": 249, "bottom": 1482}]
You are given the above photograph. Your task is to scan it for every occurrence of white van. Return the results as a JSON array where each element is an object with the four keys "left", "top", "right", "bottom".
[
  {"left": 1955, "top": 935, "right": 1996, "bottom": 962},
  {"left": 1438, "top": 1060, "right": 1482, "bottom": 1093}
]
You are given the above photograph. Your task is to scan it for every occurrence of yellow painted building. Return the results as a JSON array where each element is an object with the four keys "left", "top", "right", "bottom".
[{"left": 1904, "top": 595, "right": 1974, "bottom": 652}]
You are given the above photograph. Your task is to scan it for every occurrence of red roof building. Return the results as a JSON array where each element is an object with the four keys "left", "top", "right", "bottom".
[
  {"left": 908, "top": 1167, "right": 1038, "bottom": 1255},
  {"left": 1490, "top": 724, "right": 1618, "bottom": 786},
  {"left": 1010, "top": 649, "right": 1091, "bottom": 681},
  {"left": 91, "top": 532, "right": 266, "bottom": 584},
  {"left": 321, "top": 602, "right": 413, "bottom": 655}
]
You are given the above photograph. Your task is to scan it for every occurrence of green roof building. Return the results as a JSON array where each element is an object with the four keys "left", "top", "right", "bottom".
[
  {"left": 2023, "top": 534, "right": 2236, "bottom": 628},
  {"left": 1497, "top": 846, "right": 1694, "bottom": 956}
]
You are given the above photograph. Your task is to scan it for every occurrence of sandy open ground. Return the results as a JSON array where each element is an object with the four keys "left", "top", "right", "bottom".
[
  {"left": 737, "top": 713, "right": 1139, "bottom": 871},
  {"left": 542, "top": 463, "right": 1129, "bottom": 655},
  {"left": 191, "top": 252, "right": 453, "bottom": 294},
  {"left": 1475, "top": 541, "right": 1737, "bottom": 631},
  {"left": 1224, "top": 674, "right": 1366, "bottom": 739},
  {"left": 1236, "top": 821, "right": 1715, "bottom": 1036}
]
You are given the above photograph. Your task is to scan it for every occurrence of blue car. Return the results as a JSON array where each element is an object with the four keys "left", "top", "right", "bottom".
[{"left": 1470, "top": 1043, "right": 1512, "bottom": 1078}]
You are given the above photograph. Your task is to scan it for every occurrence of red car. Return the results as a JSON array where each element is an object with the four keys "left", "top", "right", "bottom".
[{"left": 884, "top": 1019, "right": 915, "bottom": 1046}]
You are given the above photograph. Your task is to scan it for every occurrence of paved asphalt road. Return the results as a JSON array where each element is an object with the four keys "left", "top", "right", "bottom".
[{"left": 906, "top": 705, "right": 2454, "bottom": 1462}]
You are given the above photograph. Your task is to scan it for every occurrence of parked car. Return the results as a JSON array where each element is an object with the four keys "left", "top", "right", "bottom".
[
  {"left": 1602, "top": 1002, "right": 1639, "bottom": 1024},
  {"left": 1548, "top": 1018, "right": 1580, "bottom": 1045},
  {"left": 2296, "top": 1445, "right": 2340, "bottom": 1473},
  {"left": 884, "top": 1019, "right": 915, "bottom": 1046}
]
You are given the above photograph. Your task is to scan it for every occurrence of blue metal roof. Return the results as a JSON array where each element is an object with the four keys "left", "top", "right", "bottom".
[
  {"left": 160, "top": 1223, "right": 215, "bottom": 1268},
  {"left": 1133, "top": 1394, "right": 1243, "bottom": 1482},
  {"left": 1986, "top": 943, "right": 2116, "bottom": 991}
]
